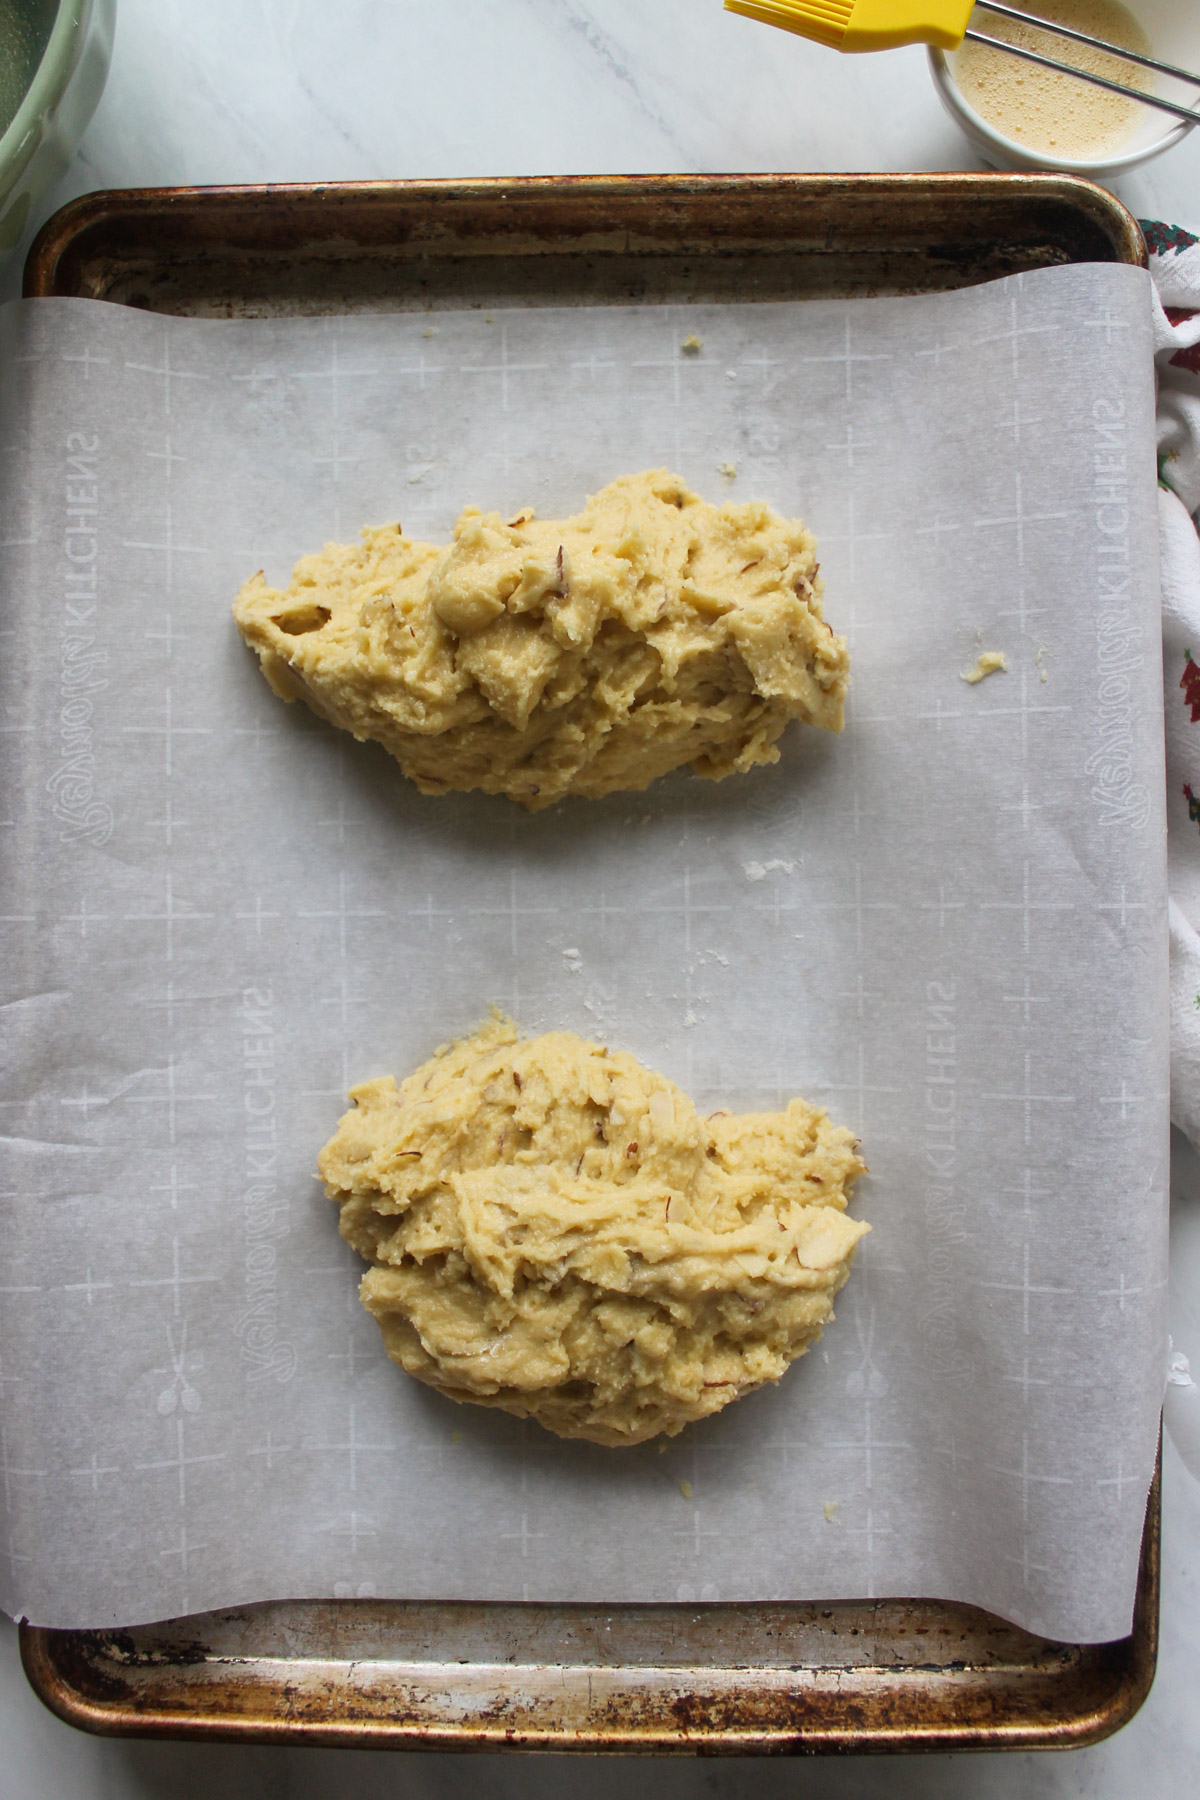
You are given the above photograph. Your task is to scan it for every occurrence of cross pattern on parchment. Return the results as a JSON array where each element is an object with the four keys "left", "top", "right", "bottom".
[
  {"left": 810, "top": 862, "right": 899, "bottom": 962},
  {"left": 674, "top": 1507, "right": 721, "bottom": 1557},
  {"left": 839, "top": 971, "right": 882, "bottom": 1021},
  {"left": 812, "top": 489, "right": 890, "bottom": 597},
  {"left": 1005, "top": 1168, "right": 1055, "bottom": 1224},
  {"left": 324, "top": 1510, "right": 376, "bottom": 1556},
  {"left": 69, "top": 1451, "right": 120, "bottom": 1493},
  {"left": 996, "top": 585, "right": 1045, "bottom": 637},
  {"left": 993, "top": 395, "right": 1041, "bottom": 450},
  {"left": 1097, "top": 1456, "right": 1143, "bottom": 1497},
  {"left": 1005, "top": 1354, "right": 1050, "bottom": 1406},
  {"left": 1096, "top": 885, "right": 1150, "bottom": 932},
  {"left": 461, "top": 321, "right": 548, "bottom": 412},
  {"left": 305, "top": 1403, "right": 393, "bottom": 1493},
  {"left": 501, "top": 1510, "right": 547, "bottom": 1559},
  {"left": 144, "top": 612, "right": 188, "bottom": 658},
  {"left": 135, "top": 1415, "right": 224, "bottom": 1508},
  {"left": 63, "top": 1268, "right": 114, "bottom": 1306},
  {"left": 248, "top": 1431, "right": 292, "bottom": 1471},
  {"left": 1083, "top": 308, "right": 1130, "bottom": 345},
  {"left": 142, "top": 981, "right": 237, "bottom": 1034},
  {"left": 1097, "top": 1271, "right": 1146, "bottom": 1314},
  {"left": 825, "top": 422, "right": 873, "bottom": 470},
  {"left": 63, "top": 347, "right": 111, "bottom": 380},
  {"left": 0, "top": 1423, "right": 44, "bottom": 1512},
  {"left": 974, "top": 469, "right": 1069, "bottom": 575},
  {"left": 295, "top": 336, "right": 379, "bottom": 415},
  {"left": 998, "top": 776, "right": 1042, "bottom": 832},
  {"left": 126, "top": 332, "right": 207, "bottom": 418},
  {"left": 1002, "top": 976, "right": 1050, "bottom": 1027},
  {"left": 146, "top": 796, "right": 189, "bottom": 847},
  {"left": 124, "top": 503, "right": 210, "bottom": 596},
  {"left": 920, "top": 885, "right": 966, "bottom": 932},
  {"left": 393, "top": 347, "right": 446, "bottom": 390},
  {"left": 127, "top": 1234, "right": 220, "bottom": 1317},
  {"left": 634, "top": 867, "right": 733, "bottom": 957},
  {"left": 146, "top": 433, "right": 186, "bottom": 481},
  {"left": 975, "top": 1240, "right": 1073, "bottom": 1337},
  {"left": 982, "top": 1050, "right": 1075, "bottom": 1148},
  {"left": 150, "top": 1164, "right": 198, "bottom": 1214},
  {"left": 823, "top": 1397, "right": 911, "bottom": 1493},
  {"left": 328, "top": 1332, "right": 378, "bottom": 1382},
  {"left": 59, "top": 896, "right": 109, "bottom": 938},
  {"left": 1004, "top": 1539, "right": 1054, "bottom": 1590},
  {"left": 980, "top": 859, "right": 1074, "bottom": 957},
  {"left": 60, "top": 1080, "right": 109, "bottom": 1118},
  {"left": 124, "top": 1056, "right": 218, "bottom": 1147},
  {"left": 814, "top": 1041, "right": 902, "bottom": 1138},
  {"left": 802, "top": 313, "right": 891, "bottom": 404},
  {"left": 237, "top": 896, "right": 281, "bottom": 937},
  {"left": 159, "top": 1521, "right": 206, "bottom": 1574},
  {"left": 123, "top": 688, "right": 212, "bottom": 779},
  {"left": 973, "top": 291, "right": 1058, "bottom": 383},
  {"left": 974, "top": 666, "right": 1071, "bottom": 761},
  {"left": 1100, "top": 1080, "right": 1145, "bottom": 1122},
  {"left": 298, "top": 869, "right": 387, "bottom": 959},
  {"left": 988, "top": 1430, "right": 1071, "bottom": 1526},
  {"left": 844, "top": 1505, "right": 895, "bottom": 1598}
]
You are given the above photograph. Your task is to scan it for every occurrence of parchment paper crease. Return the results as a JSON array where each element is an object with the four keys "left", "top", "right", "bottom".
[{"left": 0, "top": 264, "right": 1167, "bottom": 1637}]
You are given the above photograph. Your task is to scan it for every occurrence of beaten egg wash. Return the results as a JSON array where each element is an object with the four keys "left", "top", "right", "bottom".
[{"left": 953, "top": 0, "right": 1155, "bottom": 160}]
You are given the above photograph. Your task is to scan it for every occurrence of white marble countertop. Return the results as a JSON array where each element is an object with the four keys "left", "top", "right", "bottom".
[{"left": 3, "top": 2, "right": 1200, "bottom": 1794}]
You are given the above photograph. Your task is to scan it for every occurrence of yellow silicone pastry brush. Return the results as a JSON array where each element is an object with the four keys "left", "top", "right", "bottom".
[
  {"left": 725, "top": 0, "right": 972, "bottom": 52},
  {"left": 724, "top": 0, "right": 1200, "bottom": 126}
]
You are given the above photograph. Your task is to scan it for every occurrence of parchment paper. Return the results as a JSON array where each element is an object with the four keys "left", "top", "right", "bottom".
[{"left": 0, "top": 264, "right": 1168, "bottom": 1638}]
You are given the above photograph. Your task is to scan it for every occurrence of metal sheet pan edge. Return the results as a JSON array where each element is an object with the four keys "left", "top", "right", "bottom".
[{"left": 13, "top": 172, "right": 1156, "bottom": 1753}]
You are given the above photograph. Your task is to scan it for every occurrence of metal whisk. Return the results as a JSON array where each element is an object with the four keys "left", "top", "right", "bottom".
[
  {"left": 966, "top": 2, "right": 1200, "bottom": 126},
  {"left": 727, "top": 0, "right": 1200, "bottom": 127}
]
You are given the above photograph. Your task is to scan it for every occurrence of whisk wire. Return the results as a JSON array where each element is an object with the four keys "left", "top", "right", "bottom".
[
  {"left": 974, "top": 1, "right": 1200, "bottom": 91},
  {"left": 964, "top": 26, "right": 1200, "bottom": 127}
]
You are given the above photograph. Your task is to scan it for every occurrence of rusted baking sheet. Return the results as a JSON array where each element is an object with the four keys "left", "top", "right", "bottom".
[
  {"left": 24, "top": 172, "right": 1143, "bottom": 316},
  {"left": 17, "top": 174, "right": 1155, "bottom": 1752},
  {"left": 21, "top": 1466, "right": 1157, "bottom": 1753}
]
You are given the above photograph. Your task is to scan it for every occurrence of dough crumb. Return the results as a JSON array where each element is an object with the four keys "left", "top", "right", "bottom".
[
  {"left": 681, "top": 334, "right": 703, "bottom": 353},
  {"left": 233, "top": 471, "right": 848, "bottom": 811},
  {"left": 680, "top": 1479, "right": 694, "bottom": 1499},
  {"left": 824, "top": 1500, "right": 840, "bottom": 1524},
  {"left": 718, "top": 460, "right": 737, "bottom": 479},
  {"left": 450, "top": 1428, "right": 462, "bottom": 1443},
  {"left": 422, "top": 326, "right": 437, "bottom": 338},
  {"left": 960, "top": 650, "right": 1008, "bottom": 685},
  {"left": 319, "top": 1015, "right": 868, "bottom": 1447},
  {"left": 744, "top": 858, "right": 796, "bottom": 881}
]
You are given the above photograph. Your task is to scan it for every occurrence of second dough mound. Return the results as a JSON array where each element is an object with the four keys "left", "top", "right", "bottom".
[
  {"left": 319, "top": 1016, "right": 869, "bottom": 1447},
  {"left": 233, "top": 470, "right": 849, "bottom": 811}
]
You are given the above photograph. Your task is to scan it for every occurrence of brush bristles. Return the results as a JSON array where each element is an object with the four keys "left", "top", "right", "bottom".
[{"left": 725, "top": 0, "right": 854, "bottom": 50}]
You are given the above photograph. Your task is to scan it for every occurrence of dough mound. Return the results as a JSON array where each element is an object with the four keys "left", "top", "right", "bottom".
[
  {"left": 233, "top": 470, "right": 849, "bottom": 812},
  {"left": 319, "top": 1017, "right": 868, "bottom": 1447}
]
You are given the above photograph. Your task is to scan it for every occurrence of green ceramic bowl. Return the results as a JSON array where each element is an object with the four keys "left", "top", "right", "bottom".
[{"left": 0, "top": 0, "right": 114, "bottom": 254}]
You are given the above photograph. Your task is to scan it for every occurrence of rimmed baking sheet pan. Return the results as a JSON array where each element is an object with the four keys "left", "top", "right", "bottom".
[{"left": 15, "top": 173, "right": 1158, "bottom": 1752}]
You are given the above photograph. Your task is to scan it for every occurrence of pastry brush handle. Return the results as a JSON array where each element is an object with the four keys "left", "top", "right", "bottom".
[{"left": 726, "top": 0, "right": 976, "bottom": 53}]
